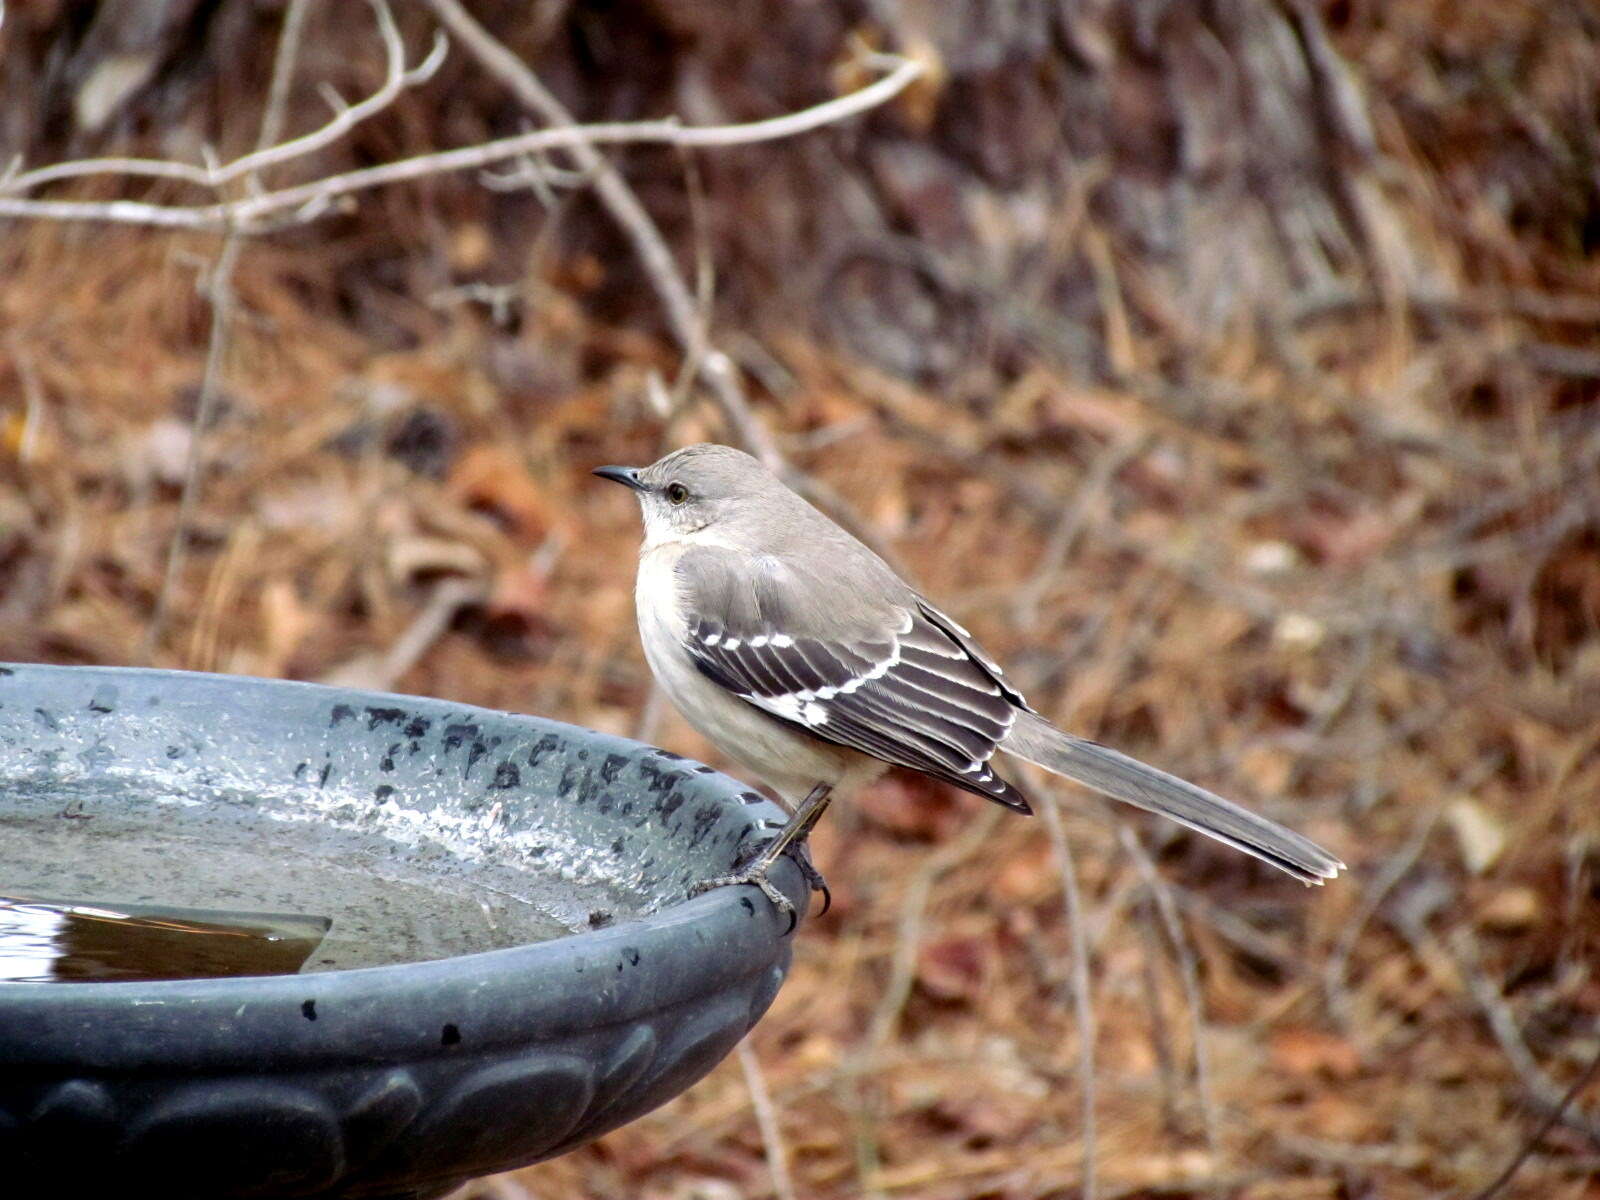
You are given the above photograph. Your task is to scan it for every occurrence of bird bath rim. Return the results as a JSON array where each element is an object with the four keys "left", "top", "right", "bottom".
[
  {"left": 0, "top": 664, "right": 807, "bottom": 1031},
  {"left": 0, "top": 663, "right": 806, "bottom": 1198}
]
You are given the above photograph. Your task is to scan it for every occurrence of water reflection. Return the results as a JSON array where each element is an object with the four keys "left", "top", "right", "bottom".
[{"left": 0, "top": 896, "right": 331, "bottom": 983}]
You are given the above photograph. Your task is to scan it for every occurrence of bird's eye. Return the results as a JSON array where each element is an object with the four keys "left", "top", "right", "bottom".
[{"left": 665, "top": 482, "right": 689, "bottom": 505}]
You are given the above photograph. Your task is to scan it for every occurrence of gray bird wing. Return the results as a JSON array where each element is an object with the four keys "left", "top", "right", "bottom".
[{"left": 674, "top": 545, "right": 1034, "bottom": 812}]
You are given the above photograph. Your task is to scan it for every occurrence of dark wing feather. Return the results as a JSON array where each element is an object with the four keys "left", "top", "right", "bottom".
[{"left": 683, "top": 594, "right": 1033, "bottom": 813}]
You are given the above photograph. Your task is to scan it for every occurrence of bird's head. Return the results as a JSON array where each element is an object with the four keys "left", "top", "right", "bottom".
[{"left": 594, "top": 443, "right": 779, "bottom": 548}]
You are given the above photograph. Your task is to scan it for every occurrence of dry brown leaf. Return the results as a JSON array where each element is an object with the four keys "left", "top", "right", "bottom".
[
  {"left": 992, "top": 841, "right": 1054, "bottom": 904},
  {"left": 1270, "top": 1027, "right": 1362, "bottom": 1080},
  {"left": 855, "top": 772, "right": 967, "bottom": 841},
  {"left": 446, "top": 445, "right": 557, "bottom": 544},
  {"left": 1237, "top": 745, "right": 1295, "bottom": 795},
  {"left": 916, "top": 932, "right": 992, "bottom": 1003}
]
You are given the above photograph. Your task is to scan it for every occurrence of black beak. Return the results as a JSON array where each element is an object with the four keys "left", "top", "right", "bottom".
[{"left": 592, "top": 465, "right": 646, "bottom": 492}]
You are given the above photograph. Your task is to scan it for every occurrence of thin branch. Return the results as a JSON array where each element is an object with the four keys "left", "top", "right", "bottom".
[
  {"left": 418, "top": 0, "right": 697, "bottom": 358},
  {"left": 0, "top": 54, "right": 920, "bottom": 241},
  {"left": 252, "top": 0, "right": 321, "bottom": 187},
  {"left": 739, "top": 1041, "right": 799, "bottom": 1200},
  {"left": 1322, "top": 788, "right": 1453, "bottom": 1029},
  {"left": 842, "top": 807, "right": 1004, "bottom": 1200},
  {"left": 3, "top": 0, "right": 445, "bottom": 198},
  {"left": 1, "top": 7, "right": 918, "bottom": 558},
  {"left": 479, "top": 149, "right": 592, "bottom": 195},
  {"left": 5, "top": 334, "right": 47, "bottom": 464},
  {"left": 863, "top": 806, "right": 1004, "bottom": 1055},
  {"left": 143, "top": 0, "right": 315, "bottom": 658},
  {"left": 1289, "top": 280, "right": 1600, "bottom": 327},
  {"left": 425, "top": 0, "right": 772, "bottom": 470},
  {"left": 1448, "top": 924, "right": 1600, "bottom": 1142},
  {"left": 1390, "top": 880, "right": 1600, "bottom": 1142},
  {"left": 316, "top": 577, "right": 486, "bottom": 690},
  {"left": 1133, "top": 892, "right": 1184, "bottom": 1137},
  {"left": 1171, "top": 886, "right": 1308, "bottom": 981},
  {"left": 1010, "top": 433, "right": 1151, "bottom": 629},
  {"left": 143, "top": 227, "right": 244, "bottom": 660},
  {"left": 420, "top": 0, "right": 912, "bottom": 567},
  {"left": 632, "top": 682, "right": 670, "bottom": 745},
  {"left": 1039, "top": 791, "right": 1098, "bottom": 1200},
  {"left": 666, "top": 143, "right": 715, "bottom": 418},
  {"left": 1465, "top": 1039, "right": 1600, "bottom": 1200},
  {"left": 1119, "top": 823, "right": 1221, "bottom": 1181}
]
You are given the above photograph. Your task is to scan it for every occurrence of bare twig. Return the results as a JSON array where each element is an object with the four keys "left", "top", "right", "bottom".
[
  {"left": 142, "top": 226, "right": 244, "bottom": 659},
  {"left": 3, "top": 0, "right": 445, "bottom": 199},
  {"left": 144, "top": 0, "right": 323, "bottom": 658},
  {"left": 316, "top": 577, "right": 486, "bottom": 690},
  {"left": 1322, "top": 772, "right": 1476, "bottom": 1029},
  {"left": 1465, "top": 1039, "right": 1600, "bottom": 1200},
  {"left": 863, "top": 806, "right": 1003, "bottom": 1054},
  {"left": 844, "top": 806, "right": 1001, "bottom": 1200},
  {"left": 418, "top": 0, "right": 918, "bottom": 493},
  {"left": 1120, "top": 823, "right": 1221, "bottom": 1178},
  {"left": 420, "top": 0, "right": 912, "bottom": 564},
  {"left": 666, "top": 144, "right": 716, "bottom": 417},
  {"left": 421, "top": 0, "right": 785, "bottom": 470},
  {"left": 3, "top": 3, "right": 917, "bottom": 577},
  {"left": 4, "top": 334, "right": 47, "bottom": 464},
  {"left": 1039, "top": 790, "right": 1098, "bottom": 1200},
  {"left": 1390, "top": 880, "right": 1600, "bottom": 1142},
  {"left": 1133, "top": 894, "right": 1184, "bottom": 1136},
  {"left": 1290, "top": 281, "right": 1600, "bottom": 327},
  {"left": 632, "top": 683, "right": 670, "bottom": 745},
  {"left": 1448, "top": 924, "right": 1600, "bottom": 1142},
  {"left": 1010, "top": 434, "right": 1151, "bottom": 628},
  {"left": 251, "top": 0, "right": 316, "bottom": 185},
  {"left": 479, "top": 148, "right": 592, "bottom": 196},
  {"left": 1171, "top": 887, "right": 1307, "bottom": 980},
  {"left": 0, "top": 16, "right": 917, "bottom": 243},
  {"left": 1272, "top": 1131, "right": 1430, "bottom": 1171},
  {"left": 0, "top": 86, "right": 915, "bottom": 232},
  {"left": 1281, "top": 629, "right": 1375, "bottom": 796},
  {"left": 738, "top": 1041, "right": 799, "bottom": 1200}
]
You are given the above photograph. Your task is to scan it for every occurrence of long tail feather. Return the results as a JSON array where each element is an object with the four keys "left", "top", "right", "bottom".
[{"left": 1002, "top": 711, "right": 1343, "bottom": 885}]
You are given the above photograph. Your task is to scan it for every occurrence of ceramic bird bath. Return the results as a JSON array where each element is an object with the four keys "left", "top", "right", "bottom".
[{"left": 0, "top": 663, "right": 805, "bottom": 1199}]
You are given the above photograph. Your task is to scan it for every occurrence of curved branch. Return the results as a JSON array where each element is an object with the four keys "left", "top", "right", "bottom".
[
  {"left": 3, "top": 0, "right": 446, "bottom": 199},
  {"left": 0, "top": 57, "right": 920, "bottom": 234}
]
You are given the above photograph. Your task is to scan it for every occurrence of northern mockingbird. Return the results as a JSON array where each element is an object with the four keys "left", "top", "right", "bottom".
[{"left": 597, "top": 444, "right": 1342, "bottom": 920}]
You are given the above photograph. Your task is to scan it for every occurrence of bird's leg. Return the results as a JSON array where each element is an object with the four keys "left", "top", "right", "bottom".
[
  {"left": 762, "top": 781, "right": 834, "bottom": 861},
  {"left": 691, "top": 783, "right": 834, "bottom": 930},
  {"left": 762, "top": 783, "right": 833, "bottom": 915}
]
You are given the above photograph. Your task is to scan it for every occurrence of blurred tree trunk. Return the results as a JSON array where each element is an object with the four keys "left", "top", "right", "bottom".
[
  {"left": 628, "top": 0, "right": 1422, "bottom": 386},
  {"left": 2, "top": 0, "right": 1419, "bottom": 386}
]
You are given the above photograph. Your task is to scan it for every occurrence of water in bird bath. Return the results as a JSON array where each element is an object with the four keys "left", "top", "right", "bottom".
[
  {"left": 0, "top": 776, "right": 583, "bottom": 982},
  {"left": 0, "top": 896, "right": 334, "bottom": 983}
]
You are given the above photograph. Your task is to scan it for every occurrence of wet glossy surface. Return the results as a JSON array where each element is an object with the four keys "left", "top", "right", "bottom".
[
  {"left": 1, "top": 774, "right": 576, "bottom": 975},
  {"left": 0, "top": 895, "right": 331, "bottom": 983}
]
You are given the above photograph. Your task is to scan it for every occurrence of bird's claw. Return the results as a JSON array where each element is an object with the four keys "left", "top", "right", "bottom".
[
  {"left": 785, "top": 840, "right": 832, "bottom": 917},
  {"left": 689, "top": 838, "right": 830, "bottom": 934},
  {"left": 691, "top": 864, "right": 796, "bottom": 930}
]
